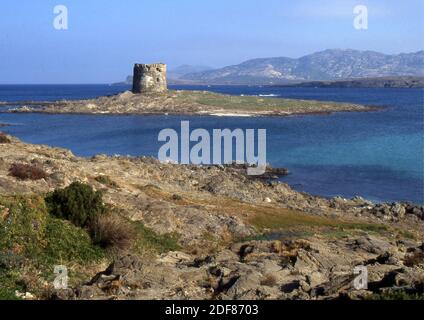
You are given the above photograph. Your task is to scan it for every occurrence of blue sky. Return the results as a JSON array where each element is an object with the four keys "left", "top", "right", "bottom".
[{"left": 0, "top": 0, "right": 423, "bottom": 83}]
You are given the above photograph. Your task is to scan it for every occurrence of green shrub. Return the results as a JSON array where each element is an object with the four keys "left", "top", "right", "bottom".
[{"left": 45, "top": 182, "right": 105, "bottom": 228}]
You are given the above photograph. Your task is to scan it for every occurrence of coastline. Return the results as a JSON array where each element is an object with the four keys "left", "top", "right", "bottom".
[
  {"left": 0, "top": 134, "right": 423, "bottom": 300},
  {"left": 2, "top": 107, "right": 381, "bottom": 118}
]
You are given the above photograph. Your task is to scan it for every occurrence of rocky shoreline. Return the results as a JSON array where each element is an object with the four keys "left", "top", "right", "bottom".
[
  {"left": 277, "top": 76, "right": 424, "bottom": 89},
  {"left": 0, "top": 135, "right": 423, "bottom": 300},
  {"left": 1, "top": 89, "right": 376, "bottom": 117}
]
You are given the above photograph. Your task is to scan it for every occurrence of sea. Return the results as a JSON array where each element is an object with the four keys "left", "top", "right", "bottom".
[{"left": 0, "top": 84, "right": 423, "bottom": 204}]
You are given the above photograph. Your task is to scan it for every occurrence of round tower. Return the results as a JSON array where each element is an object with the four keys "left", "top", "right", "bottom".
[{"left": 132, "top": 63, "right": 167, "bottom": 94}]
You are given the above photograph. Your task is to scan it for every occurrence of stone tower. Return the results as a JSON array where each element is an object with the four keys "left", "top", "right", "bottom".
[{"left": 132, "top": 63, "right": 167, "bottom": 94}]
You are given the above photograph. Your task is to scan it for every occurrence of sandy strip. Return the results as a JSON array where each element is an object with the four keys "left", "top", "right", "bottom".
[{"left": 209, "top": 113, "right": 253, "bottom": 117}]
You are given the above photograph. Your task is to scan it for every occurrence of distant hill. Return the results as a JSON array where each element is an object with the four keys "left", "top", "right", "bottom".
[
  {"left": 181, "top": 49, "right": 424, "bottom": 85},
  {"left": 112, "top": 75, "right": 132, "bottom": 86},
  {"left": 168, "top": 64, "right": 213, "bottom": 80}
]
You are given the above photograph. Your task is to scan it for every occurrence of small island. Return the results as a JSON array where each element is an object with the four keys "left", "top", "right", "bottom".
[{"left": 4, "top": 63, "right": 376, "bottom": 117}]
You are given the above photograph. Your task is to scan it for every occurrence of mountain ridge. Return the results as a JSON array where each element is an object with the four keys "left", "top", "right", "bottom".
[{"left": 181, "top": 49, "right": 424, "bottom": 84}]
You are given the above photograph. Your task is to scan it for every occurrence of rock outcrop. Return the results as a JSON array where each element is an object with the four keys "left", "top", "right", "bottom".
[
  {"left": 55, "top": 238, "right": 424, "bottom": 300},
  {"left": 1, "top": 135, "right": 423, "bottom": 300}
]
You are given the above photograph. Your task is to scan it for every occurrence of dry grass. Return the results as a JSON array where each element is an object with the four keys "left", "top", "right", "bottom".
[
  {"left": 248, "top": 207, "right": 388, "bottom": 233},
  {"left": 136, "top": 184, "right": 192, "bottom": 205},
  {"left": 183, "top": 194, "right": 387, "bottom": 234},
  {"left": 134, "top": 183, "right": 388, "bottom": 236},
  {"left": 8, "top": 163, "right": 47, "bottom": 181},
  {"left": 89, "top": 214, "right": 134, "bottom": 252}
]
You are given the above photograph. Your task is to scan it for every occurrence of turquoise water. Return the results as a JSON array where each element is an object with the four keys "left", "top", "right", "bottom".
[{"left": 0, "top": 85, "right": 423, "bottom": 203}]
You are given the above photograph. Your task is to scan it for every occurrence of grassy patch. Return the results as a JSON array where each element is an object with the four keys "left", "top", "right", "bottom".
[
  {"left": 132, "top": 186, "right": 388, "bottom": 240},
  {"left": 132, "top": 221, "right": 180, "bottom": 254},
  {"left": 177, "top": 90, "right": 360, "bottom": 112},
  {"left": 0, "top": 195, "right": 107, "bottom": 299},
  {"left": 396, "top": 229, "right": 416, "bottom": 240},
  {"left": 249, "top": 207, "right": 387, "bottom": 234},
  {"left": 0, "top": 269, "right": 23, "bottom": 300},
  {"left": 0, "top": 195, "right": 48, "bottom": 258},
  {"left": 43, "top": 216, "right": 105, "bottom": 265},
  {"left": 0, "top": 194, "right": 105, "bottom": 265}
]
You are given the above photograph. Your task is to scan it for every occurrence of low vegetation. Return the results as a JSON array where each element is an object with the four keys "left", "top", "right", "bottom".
[
  {"left": 0, "top": 268, "right": 23, "bottom": 300},
  {"left": 0, "top": 195, "right": 106, "bottom": 265},
  {"left": 45, "top": 182, "right": 106, "bottom": 228},
  {"left": 90, "top": 214, "right": 134, "bottom": 252},
  {"left": 132, "top": 221, "right": 180, "bottom": 254},
  {"left": 0, "top": 195, "right": 105, "bottom": 299},
  {"left": 43, "top": 216, "right": 105, "bottom": 265},
  {"left": 248, "top": 206, "right": 388, "bottom": 235},
  {"left": 177, "top": 90, "right": 360, "bottom": 112},
  {"left": 8, "top": 163, "right": 47, "bottom": 181},
  {"left": 135, "top": 184, "right": 390, "bottom": 242},
  {"left": 0, "top": 181, "right": 182, "bottom": 299}
]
